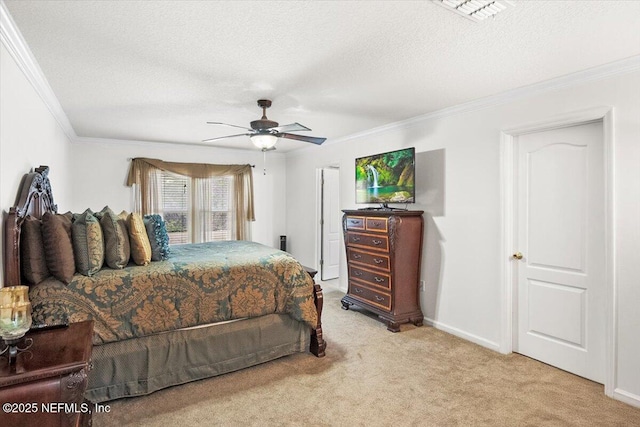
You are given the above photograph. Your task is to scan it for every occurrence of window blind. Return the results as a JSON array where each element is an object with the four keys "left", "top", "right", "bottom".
[
  {"left": 161, "top": 172, "right": 234, "bottom": 243},
  {"left": 161, "top": 172, "right": 189, "bottom": 244}
]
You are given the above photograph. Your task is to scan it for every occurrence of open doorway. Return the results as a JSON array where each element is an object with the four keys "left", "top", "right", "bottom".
[{"left": 317, "top": 167, "right": 340, "bottom": 280}]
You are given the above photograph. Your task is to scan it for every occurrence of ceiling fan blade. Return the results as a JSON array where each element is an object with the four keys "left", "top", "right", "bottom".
[
  {"left": 270, "top": 122, "right": 311, "bottom": 133},
  {"left": 206, "top": 122, "right": 254, "bottom": 132},
  {"left": 202, "top": 133, "right": 252, "bottom": 143},
  {"left": 278, "top": 133, "right": 326, "bottom": 145}
]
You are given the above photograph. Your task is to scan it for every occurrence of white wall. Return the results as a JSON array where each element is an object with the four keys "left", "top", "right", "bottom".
[
  {"left": 285, "top": 69, "right": 640, "bottom": 404},
  {"left": 0, "top": 43, "right": 74, "bottom": 283},
  {"left": 69, "top": 140, "right": 287, "bottom": 249}
]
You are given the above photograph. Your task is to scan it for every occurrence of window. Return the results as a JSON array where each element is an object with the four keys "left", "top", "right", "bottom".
[
  {"left": 161, "top": 172, "right": 189, "bottom": 244},
  {"left": 160, "top": 171, "right": 235, "bottom": 244},
  {"left": 127, "top": 158, "right": 254, "bottom": 242},
  {"left": 203, "top": 176, "right": 233, "bottom": 241}
]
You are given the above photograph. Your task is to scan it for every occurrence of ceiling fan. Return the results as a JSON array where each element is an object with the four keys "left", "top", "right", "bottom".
[{"left": 203, "top": 99, "right": 326, "bottom": 150}]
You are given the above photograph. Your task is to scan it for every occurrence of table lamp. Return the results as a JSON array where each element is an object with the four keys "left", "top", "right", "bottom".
[{"left": 0, "top": 286, "right": 33, "bottom": 366}]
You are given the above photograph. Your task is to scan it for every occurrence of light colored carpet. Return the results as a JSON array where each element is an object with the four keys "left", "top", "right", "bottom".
[{"left": 93, "top": 289, "right": 640, "bottom": 426}]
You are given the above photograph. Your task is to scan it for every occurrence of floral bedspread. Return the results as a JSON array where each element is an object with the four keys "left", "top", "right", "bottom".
[{"left": 29, "top": 241, "right": 317, "bottom": 345}]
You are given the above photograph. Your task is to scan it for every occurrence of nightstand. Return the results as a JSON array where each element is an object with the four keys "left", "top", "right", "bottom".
[{"left": 0, "top": 320, "right": 94, "bottom": 427}]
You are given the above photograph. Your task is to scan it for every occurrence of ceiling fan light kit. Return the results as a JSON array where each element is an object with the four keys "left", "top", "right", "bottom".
[
  {"left": 204, "top": 99, "right": 326, "bottom": 149},
  {"left": 250, "top": 133, "right": 278, "bottom": 150}
]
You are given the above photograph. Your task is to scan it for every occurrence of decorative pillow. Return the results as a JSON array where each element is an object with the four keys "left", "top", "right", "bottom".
[
  {"left": 20, "top": 216, "right": 50, "bottom": 284},
  {"left": 118, "top": 211, "right": 130, "bottom": 230},
  {"left": 72, "top": 209, "right": 105, "bottom": 276},
  {"left": 128, "top": 213, "right": 152, "bottom": 266},
  {"left": 143, "top": 214, "right": 170, "bottom": 261},
  {"left": 96, "top": 206, "right": 130, "bottom": 269},
  {"left": 41, "top": 211, "right": 75, "bottom": 284}
]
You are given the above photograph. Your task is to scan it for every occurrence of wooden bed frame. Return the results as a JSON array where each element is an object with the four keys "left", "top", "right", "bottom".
[{"left": 3, "top": 165, "right": 326, "bottom": 356}]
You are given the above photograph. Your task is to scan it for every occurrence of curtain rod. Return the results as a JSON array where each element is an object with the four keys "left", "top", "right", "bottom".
[{"left": 127, "top": 157, "right": 255, "bottom": 168}]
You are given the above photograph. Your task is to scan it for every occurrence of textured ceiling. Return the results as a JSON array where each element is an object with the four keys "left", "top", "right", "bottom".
[{"left": 4, "top": 1, "right": 640, "bottom": 152}]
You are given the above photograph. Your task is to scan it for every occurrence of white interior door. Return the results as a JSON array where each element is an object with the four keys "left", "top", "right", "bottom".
[
  {"left": 321, "top": 168, "right": 340, "bottom": 280},
  {"left": 514, "top": 121, "right": 605, "bottom": 383}
]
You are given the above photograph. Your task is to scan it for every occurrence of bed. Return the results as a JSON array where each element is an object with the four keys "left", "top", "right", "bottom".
[{"left": 2, "top": 166, "right": 325, "bottom": 403}]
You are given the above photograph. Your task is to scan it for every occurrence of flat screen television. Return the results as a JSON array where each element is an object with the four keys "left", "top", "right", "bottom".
[{"left": 355, "top": 147, "right": 415, "bottom": 206}]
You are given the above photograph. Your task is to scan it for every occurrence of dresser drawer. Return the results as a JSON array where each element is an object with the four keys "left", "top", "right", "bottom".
[
  {"left": 349, "top": 281, "right": 391, "bottom": 311},
  {"left": 366, "top": 217, "right": 388, "bottom": 232},
  {"left": 349, "top": 265, "right": 391, "bottom": 291},
  {"left": 347, "top": 248, "right": 390, "bottom": 271},
  {"left": 345, "top": 216, "right": 365, "bottom": 230},
  {"left": 345, "top": 232, "right": 389, "bottom": 252}
]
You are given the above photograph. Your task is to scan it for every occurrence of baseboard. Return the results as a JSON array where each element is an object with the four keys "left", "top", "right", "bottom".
[
  {"left": 613, "top": 388, "right": 640, "bottom": 408},
  {"left": 424, "top": 317, "right": 501, "bottom": 352}
]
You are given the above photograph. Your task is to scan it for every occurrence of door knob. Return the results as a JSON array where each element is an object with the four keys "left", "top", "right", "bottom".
[{"left": 512, "top": 252, "right": 523, "bottom": 260}]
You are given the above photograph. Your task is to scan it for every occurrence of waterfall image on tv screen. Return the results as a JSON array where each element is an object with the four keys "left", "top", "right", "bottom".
[{"left": 355, "top": 147, "right": 415, "bottom": 204}]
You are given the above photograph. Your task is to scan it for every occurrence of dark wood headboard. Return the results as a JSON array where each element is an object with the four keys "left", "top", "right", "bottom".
[{"left": 3, "top": 166, "right": 58, "bottom": 286}]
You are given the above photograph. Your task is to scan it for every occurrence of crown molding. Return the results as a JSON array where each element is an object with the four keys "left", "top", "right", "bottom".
[
  {"left": 2, "top": 0, "right": 639, "bottom": 155},
  {"left": 73, "top": 135, "right": 286, "bottom": 157},
  {"left": 0, "top": 0, "right": 77, "bottom": 142},
  {"left": 290, "top": 54, "right": 640, "bottom": 157}
]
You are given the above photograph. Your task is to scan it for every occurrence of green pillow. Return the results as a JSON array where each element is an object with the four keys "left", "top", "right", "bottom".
[
  {"left": 97, "top": 206, "right": 130, "bottom": 269},
  {"left": 72, "top": 209, "right": 105, "bottom": 276}
]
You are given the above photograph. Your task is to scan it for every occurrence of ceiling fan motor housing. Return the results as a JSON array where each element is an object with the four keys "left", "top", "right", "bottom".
[
  {"left": 252, "top": 99, "right": 278, "bottom": 130},
  {"left": 250, "top": 118, "right": 279, "bottom": 131}
]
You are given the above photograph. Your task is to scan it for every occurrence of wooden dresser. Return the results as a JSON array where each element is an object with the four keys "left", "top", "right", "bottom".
[
  {"left": 341, "top": 210, "right": 424, "bottom": 332},
  {"left": 0, "top": 320, "right": 94, "bottom": 427}
]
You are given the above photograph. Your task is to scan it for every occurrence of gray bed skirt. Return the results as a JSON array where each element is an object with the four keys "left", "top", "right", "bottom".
[{"left": 86, "top": 314, "right": 310, "bottom": 403}]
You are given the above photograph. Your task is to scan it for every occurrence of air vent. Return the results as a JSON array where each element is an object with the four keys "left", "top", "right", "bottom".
[{"left": 434, "top": 0, "right": 514, "bottom": 22}]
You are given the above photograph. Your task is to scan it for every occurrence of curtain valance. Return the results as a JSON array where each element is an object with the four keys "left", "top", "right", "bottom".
[
  {"left": 127, "top": 158, "right": 254, "bottom": 182},
  {"left": 126, "top": 157, "right": 255, "bottom": 226}
]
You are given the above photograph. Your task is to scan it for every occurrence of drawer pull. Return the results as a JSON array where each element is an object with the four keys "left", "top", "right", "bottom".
[
  {"left": 353, "top": 270, "right": 363, "bottom": 276},
  {"left": 373, "top": 258, "right": 383, "bottom": 264},
  {"left": 375, "top": 296, "right": 385, "bottom": 301},
  {"left": 354, "top": 288, "right": 363, "bottom": 294},
  {"left": 373, "top": 221, "right": 382, "bottom": 226},
  {"left": 374, "top": 276, "right": 385, "bottom": 283},
  {"left": 351, "top": 236, "right": 361, "bottom": 242},
  {"left": 352, "top": 254, "right": 362, "bottom": 259},
  {"left": 372, "top": 239, "right": 383, "bottom": 245}
]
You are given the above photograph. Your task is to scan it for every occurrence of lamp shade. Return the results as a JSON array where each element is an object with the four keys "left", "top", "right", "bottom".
[
  {"left": 250, "top": 134, "right": 278, "bottom": 150},
  {"left": 0, "top": 286, "right": 32, "bottom": 340}
]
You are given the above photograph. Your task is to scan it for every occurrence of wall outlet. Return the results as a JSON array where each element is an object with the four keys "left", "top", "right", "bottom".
[{"left": 420, "top": 280, "right": 425, "bottom": 292}]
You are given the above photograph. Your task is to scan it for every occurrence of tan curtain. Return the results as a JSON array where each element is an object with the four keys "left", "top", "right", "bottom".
[
  {"left": 193, "top": 177, "right": 212, "bottom": 243},
  {"left": 234, "top": 172, "right": 252, "bottom": 240},
  {"left": 127, "top": 158, "right": 255, "bottom": 241},
  {"left": 129, "top": 160, "right": 163, "bottom": 214}
]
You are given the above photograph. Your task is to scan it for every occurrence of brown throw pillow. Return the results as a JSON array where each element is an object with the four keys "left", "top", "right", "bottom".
[
  {"left": 72, "top": 209, "right": 105, "bottom": 276},
  {"left": 128, "top": 213, "right": 152, "bottom": 266},
  {"left": 41, "top": 211, "right": 75, "bottom": 284},
  {"left": 21, "top": 216, "right": 50, "bottom": 284},
  {"left": 97, "top": 206, "right": 130, "bottom": 269}
]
